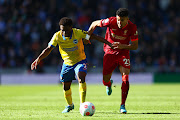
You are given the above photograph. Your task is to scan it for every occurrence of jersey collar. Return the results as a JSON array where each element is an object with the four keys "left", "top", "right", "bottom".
[
  {"left": 121, "top": 22, "right": 129, "bottom": 29},
  {"left": 62, "top": 30, "right": 73, "bottom": 40},
  {"left": 121, "top": 20, "right": 129, "bottom": 29}
]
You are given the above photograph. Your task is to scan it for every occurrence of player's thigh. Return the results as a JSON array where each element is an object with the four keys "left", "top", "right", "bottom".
[
  {"left": 74, "top": 60, "right": 87, "bottom": 83},
  {"left": 119, "top": 66, "right": 130, "bottom": 76},
  {"left": 103, "top": 54, "right": 118, "bottom": 75},
  {"left": 60, "top": 63, "right": 76, "bottom": 83},
  {"left": 62, "top": 81, "right": 72, "bottom": 91},
  {"left": 118, "top": 55, "right": 130, "bottom": 75}
]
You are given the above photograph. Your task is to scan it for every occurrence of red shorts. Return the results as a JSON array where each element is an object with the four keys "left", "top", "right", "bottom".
[{"left": 103, "top": 53, "right": 130, "bottom": 75}]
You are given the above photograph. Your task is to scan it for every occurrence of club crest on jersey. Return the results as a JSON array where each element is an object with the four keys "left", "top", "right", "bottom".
[
  {"left": 124, "top": 30, "right": 128, "bottom": 35},
  {"left": 73, "top": 39, "right": 78, "bottom": 44},
  {"left": 134, "top": 31, "right": 138, "bottom": 35}
]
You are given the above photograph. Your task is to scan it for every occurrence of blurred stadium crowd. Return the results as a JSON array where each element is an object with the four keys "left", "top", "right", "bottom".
[{"left": 0, "top": 0, "right": 180, "bottom": 73}]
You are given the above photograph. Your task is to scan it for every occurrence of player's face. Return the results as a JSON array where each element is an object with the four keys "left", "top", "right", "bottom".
[
  {"left": 60, "top": 25, "right": 72, "bottom": 37},
  {"left": 116, "top": 15, "right": 129, "bottom": 28}
]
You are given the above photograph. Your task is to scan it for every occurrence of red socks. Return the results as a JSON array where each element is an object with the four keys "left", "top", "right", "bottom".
[
  {"left": 121, "top": 75, "right": 129, "bottom": 105},
  {"left": 103, "top": 80, "right": 111, "bottom": 87},
  {"left": 103, "top": 75, "right": 129, "bottom": 106}
]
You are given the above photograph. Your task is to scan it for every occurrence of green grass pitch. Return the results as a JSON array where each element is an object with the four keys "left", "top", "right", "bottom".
[{"left": 0, "top": 84, "right": 180, "bottom": 120}]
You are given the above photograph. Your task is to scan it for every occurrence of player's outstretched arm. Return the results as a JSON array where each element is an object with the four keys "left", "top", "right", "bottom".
[
  {"left": 88, "top": 20, "right": 101, "bottom": 35},
  {"left": 90, "top": 33, "right": 114, "bottom": 49},
  {"left": 31, "top": 46, "right": 54, "bottom": 70},
  {"left": 112, "top": 40, "right": 138, "bottom": 50}
]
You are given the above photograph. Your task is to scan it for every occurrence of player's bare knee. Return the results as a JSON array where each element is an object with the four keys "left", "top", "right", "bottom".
[
  {"left": 122, "top": 73, "right": 129, "bottom": 76},
  {"left": 79, "top": 78, "right": 85, "bottom": 83},
  {"left": 103, "top": 75, "right": 111, "bottom": 82}
]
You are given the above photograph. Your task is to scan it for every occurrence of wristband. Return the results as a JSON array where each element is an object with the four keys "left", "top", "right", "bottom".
[{"left": 85, "top": 34, "right": 90, "bottom": 40}]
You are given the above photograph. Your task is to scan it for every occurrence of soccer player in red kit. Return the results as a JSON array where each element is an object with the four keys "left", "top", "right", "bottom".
[{"left": 88, "top": 8, "right": 138, "bottom": 113}]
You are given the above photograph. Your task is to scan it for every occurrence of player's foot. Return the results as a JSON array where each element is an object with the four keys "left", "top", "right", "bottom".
[
  {"left": 62, "top": 103, "right": 74, "bottom": 113},
  {"left": 120, "top": 104, "right": 127, "bottom": 114},
  {"left": 106, "top": 80, "right": 113, "bottom": 95}
]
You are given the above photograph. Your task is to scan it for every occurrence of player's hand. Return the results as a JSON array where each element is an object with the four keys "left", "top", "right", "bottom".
[
  {"left": 109, "top": 43, "right": 115, "bottom": 49},
  {"left": 31, "top": 58, "right": 40, "bottom": 70},
  {"left": 112, "top": 42, "right": 125, "bottom": 49},
  {"left": 83, "top": 38, "right": 91, "bottom": 44}
]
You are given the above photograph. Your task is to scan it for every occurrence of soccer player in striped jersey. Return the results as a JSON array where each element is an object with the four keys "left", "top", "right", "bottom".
[
  {"left": 88, "top": 8, "right": 139, "bottom": 113},
  {"left": 31, "top": 17, "right": 113, "bottom": 113}
]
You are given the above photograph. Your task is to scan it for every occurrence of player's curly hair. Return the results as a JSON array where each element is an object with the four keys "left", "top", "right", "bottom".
[
  {"left": 116, "top": 8, "right": 129, "bottom": 17},
  {"left": 59, "top": 17, "right": 73, "bottom": 26}
]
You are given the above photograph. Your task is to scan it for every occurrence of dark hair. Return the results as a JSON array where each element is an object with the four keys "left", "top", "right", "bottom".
[
  {"left": 59, "top": 17, "right": 73, "bottom": 26},
  {"left": 116, "top": 8, "right": 129, "bottom": 17}
]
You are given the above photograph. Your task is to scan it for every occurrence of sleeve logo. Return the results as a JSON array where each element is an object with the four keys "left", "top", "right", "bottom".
[
  {"left": 102, "top": 18, "right": 109, "bottom": 24},
  {"left": 134, "top": 31, "right": 138, "bottom": 35}
]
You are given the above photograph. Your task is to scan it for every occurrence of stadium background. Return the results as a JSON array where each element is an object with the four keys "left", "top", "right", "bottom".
[{"left": 0, "top": 0, "right": 180, "bottom": 84}]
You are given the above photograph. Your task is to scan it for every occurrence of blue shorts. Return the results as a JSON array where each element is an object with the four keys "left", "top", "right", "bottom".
[{"left": 60, "top": 59, "right": 87, "bottom": 82}]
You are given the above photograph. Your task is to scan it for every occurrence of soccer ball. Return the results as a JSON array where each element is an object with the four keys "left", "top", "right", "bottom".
[{"left": 80, "top": 102, "right": 95, "bottom": 116}]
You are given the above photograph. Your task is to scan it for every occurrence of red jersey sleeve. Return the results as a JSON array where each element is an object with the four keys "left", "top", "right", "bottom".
[
  {"left": 100, "top": 18, "right": 111, "bottom": 27},
  {"left": 130, "top": 25, "right": 138, "bottom": 41}
]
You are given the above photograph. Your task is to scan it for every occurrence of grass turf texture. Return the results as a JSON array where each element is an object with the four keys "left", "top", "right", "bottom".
[{"left": 0, "top": 84, "right": 180, "bottom": 120}]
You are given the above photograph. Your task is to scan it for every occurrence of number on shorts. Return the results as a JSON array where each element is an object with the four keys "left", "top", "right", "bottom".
[
  {"left": 83, "top": 63, "right": 87, "bottom": 70},
  {"left": 123, "top": 58, "right": 130, "bottom": 66}
]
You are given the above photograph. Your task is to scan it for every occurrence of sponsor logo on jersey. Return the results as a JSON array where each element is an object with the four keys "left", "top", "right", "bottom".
[
  {"left": 111, "top": 33, "right": 126, "bottom": 40},
  {"left": 63, "top": 46, "right": 78, "bottom": 51},
  {"left": 59, "top": 41, "right": 64, "bottom": 44},
  {"left": 73, "top": 39, "right": 78, "bottom": 44},
  {"left": 112, "top": 29, "right": 117, "bottom": 31},
  {"left": 124, "top": 30, "right": 128, "bottom": 35}
]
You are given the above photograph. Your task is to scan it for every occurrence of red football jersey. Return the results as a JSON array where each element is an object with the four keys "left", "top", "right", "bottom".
[{"left": 100, "top": 17, "right": 138, "bottom": 55}]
